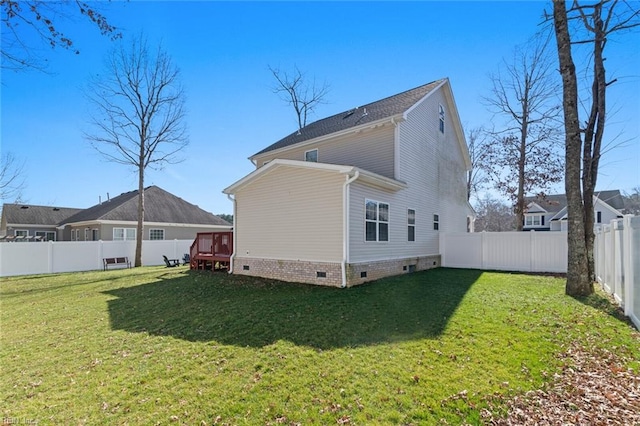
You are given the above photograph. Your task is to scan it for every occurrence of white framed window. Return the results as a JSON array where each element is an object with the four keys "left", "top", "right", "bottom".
[
  {"left": 84, "top": 228, "right": 90, "bottom": 241},
  {"left": 438, "top": 104, "right": 445, "bottom": 134},
  {"left": 149, "top": 228, "right": 165, "bottom": 240},
  {"left": 433, "top": 214, "right": 440, "bottom": 231},
  {"left": 365, "top": 199, "right": 389, "bottom": 242},
  {"left": 304, "top": 149, "right": 318, "bottom": 162},
  {"left": 407, "top": 209, "right": 416, "bottom": 242},
  {"left": 525, "top": 214, "right": 542, "bottom": 227},
  {"left": 113, "top": 227, "right": 136, "bottom": 241},
  {"left": 596, "top": 211, "right": 602, "bottom": 223},
  {"left": 75, "top": 229, "right": 80, "bottom": 241},
  {"left": 35, "top": 231, "right": 56, "bottom": 241},
  {"left": 92, "top": 229, "right": 99, "bottom": 241},
  {"left": 15, "top": 229, "right": 28, "bottom": 237}
]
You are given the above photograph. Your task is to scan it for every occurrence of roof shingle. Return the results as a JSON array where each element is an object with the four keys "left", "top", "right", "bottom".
[{"left": 252, "top": 79, "right": 446, "bottom": 157}]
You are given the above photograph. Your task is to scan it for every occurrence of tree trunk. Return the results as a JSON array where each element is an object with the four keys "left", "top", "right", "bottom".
[
  {"left": 553, "top": 0, "right": 593, "bottom": 296},
  {"left": 135, "top": 148, "right": 144, "bottom": 268}
]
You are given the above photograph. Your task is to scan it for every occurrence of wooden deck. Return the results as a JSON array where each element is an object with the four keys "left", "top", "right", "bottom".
[{"left": 189, "top": 231, "right": 233, "bottom": 271}]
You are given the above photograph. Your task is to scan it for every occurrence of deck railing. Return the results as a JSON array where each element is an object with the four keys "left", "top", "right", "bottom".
[{"left": 189, "top": 231, "right": 233, "bottom": 270}]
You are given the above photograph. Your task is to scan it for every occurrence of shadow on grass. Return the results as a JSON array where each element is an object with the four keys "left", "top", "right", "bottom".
[
  {"left": 573, "top": 291, "right": 634, "bottom": 325},
  {"left": 103, "top": 268, "right": 482, "bottom": 349}
]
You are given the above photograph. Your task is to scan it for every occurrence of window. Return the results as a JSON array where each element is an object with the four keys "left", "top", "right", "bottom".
[
  {"left": 113, "top": 228, "right": 136, "bottom": 241},
  {"left": 596, "top": 211, "right": 602, "bottom": 224},
  {"left": 149, "top": 228, "right": 165, "bottom": 240},
  {"left": 438, "top": 104, "right": 445, "bottom": 134},
  {"left": 15, "top": 229, "right": 28, "bottom": 237},
  {"left": 365, "top": 200, "right": 389, "bottom": 242},
  {"left": 525, "top": 215, "right": 542, "bottom": 227},
  {"left": 304, "top": 149, "right": 318, "bottom": 162},
  {"left": 75, "top": 229, "right": 80, "bottom": 241},
  {"left": 433, "top": 214, "right": 440, "bottom": 231},
  {"left": 84, "top": 228, "right": 90, "bottom": 241},
  {"left": 35, "top": 231, "right": 56, "bottom": 241},
  {"left": 407, "top": 209, "right": 416, "bottom": 241},
  {"left": 92, "top": 229, "right": 99, "bottom": 241}
]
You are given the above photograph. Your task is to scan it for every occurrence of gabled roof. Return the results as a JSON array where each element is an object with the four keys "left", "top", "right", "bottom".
[
  {"left": 1, "top": 204, "right": 82, "bottom": 226},
  {"left": 224, "top": 159, "right": 407, "bottom": 195},
  {"left": 60, "top": 186, "right": 231, "bottom": 226},
  {"left": 525, "top": 190, "right": 624, "bottom": 214},
  {"left": 251, "top": 79, "right": 446, "bottom": 158}
]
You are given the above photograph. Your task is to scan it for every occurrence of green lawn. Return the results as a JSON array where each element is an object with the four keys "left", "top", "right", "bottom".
[{"left": 1, "top": 267, "right": 637, "bottom": 425}]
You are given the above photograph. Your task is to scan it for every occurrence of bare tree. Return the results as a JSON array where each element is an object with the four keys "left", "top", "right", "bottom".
[
  {"left": 483, "top": 34, "right": 564, "bottom": 230},
  {"left": 85, "top": 35, "right": 188, "bottom": 267},
  {"left": 269, "top": 65, "right": 330, "bottom": 129},
  {"left": 473, "top": 195, "right": 517, "bottom": 232},
  {"left": 0, "top": 152, "right": 26, "bottom": 202},
  {"left": 621, "top": 187, "right": 640, "bottom": 215},
  {"left": 466, "top": 127, "right": 491, "bottom": 202},
  {"left": 551, "top": 0, "right": 639, "bottom": 296},
  {"left": 2, "top": 0, "right": 120, "bottom": 72}
]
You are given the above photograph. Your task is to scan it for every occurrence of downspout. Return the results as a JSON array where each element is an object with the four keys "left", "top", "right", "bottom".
[
  {"left": 342, "top": 171, "right": 359, "bottom": 288},
  {"left": 226, "top": 193, "right": 237, "bottom": 274}
]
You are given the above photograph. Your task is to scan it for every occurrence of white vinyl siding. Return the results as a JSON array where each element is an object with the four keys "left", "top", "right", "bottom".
[
  {"left": 235, "top": 166, "right": 344, "bottom": 262},
  {"left": 255, "top": 125, "right": 396, "bottom": 179}
]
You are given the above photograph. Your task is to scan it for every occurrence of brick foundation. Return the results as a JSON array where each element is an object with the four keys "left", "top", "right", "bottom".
[{"left": 232, "top": 255, "right": 441, "bottom": 287}]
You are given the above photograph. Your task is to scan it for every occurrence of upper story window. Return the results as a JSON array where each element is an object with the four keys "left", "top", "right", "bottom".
[
  {"left": 438, "top": 104, "right": 445, "bottom": 134},
  {"left": 113, "top": 227, "right": 136, "bottom": 241},
  {"left": 433, "top": 214, "right": 440, "bottom": 231},
  {"left": 407, "top": 209, "right": 416, "bottom": 242},
  {"left": 305, "top": 149, "right": 318, "bottom": 162},
  {"left": 365, "top": 199, "right": 389, "bottom": 242},
  {"left": 149, "top": 228, "right": 165, "bottom": 240},
  {"left": 524, "top": 214, "right": 544, "bottom": 227}
]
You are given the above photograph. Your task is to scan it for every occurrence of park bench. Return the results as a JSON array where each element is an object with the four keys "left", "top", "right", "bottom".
[{"left": 103, "top": 257, "right": 131, "bottom": 270}]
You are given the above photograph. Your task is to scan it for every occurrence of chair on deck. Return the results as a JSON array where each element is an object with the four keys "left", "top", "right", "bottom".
[{"left": 163, "top": 255, "right": 180, "bottom": 268}]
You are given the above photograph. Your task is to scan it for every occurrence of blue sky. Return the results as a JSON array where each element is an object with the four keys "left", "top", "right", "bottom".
[{"left": 2, "top": 1, "right": 638, "bottom": 214}]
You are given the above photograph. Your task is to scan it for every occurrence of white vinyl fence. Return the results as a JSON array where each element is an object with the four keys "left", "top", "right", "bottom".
[
  {"left": 594, "top": 215, "right": 639, "bottom": 330},
  {"left": 440, "top": 230, "right": 568, "bottom": 273},
  {"left": 0, "top": 240, "right": 193, "bottom": 277}
]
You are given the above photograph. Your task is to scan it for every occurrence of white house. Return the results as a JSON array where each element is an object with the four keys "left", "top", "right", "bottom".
[
  {"left": 523, "top": 190, "right": 625, "bottom": 231},
  {"left": 224, "top": 79, "right": 473, "bottom": 287}
]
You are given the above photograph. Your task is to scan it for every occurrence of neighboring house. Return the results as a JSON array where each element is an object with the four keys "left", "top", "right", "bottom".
[
  {"left": 523, "top": 190, "right": 625, "bottom": 231},
  {"left": 224, "top": 78, "right": 473, "bottom": 287},
  {"left": 0, "top": 204, "right": 82, "bottom": 241},
  {"left": 1, "top": 186, "right": 231, "bottom": 242},
  {"left": 59, "top": 186, "right": 231, "bottom": 241}
]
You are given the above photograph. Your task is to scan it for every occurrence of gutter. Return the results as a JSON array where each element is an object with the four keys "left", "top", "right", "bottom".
[
  {"left": 226, "top": 193, "right": 237, "bottom": 274},
  {"left": 341, "top": 171, "right": 359, "bottom": 288}
]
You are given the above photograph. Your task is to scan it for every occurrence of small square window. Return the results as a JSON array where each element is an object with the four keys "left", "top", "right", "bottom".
[
  {"left": 304, "top": 149, "right": 318, "bottom": 162},
  {"left": 149, "top": 229, "right": 165, "bottom": 240}
]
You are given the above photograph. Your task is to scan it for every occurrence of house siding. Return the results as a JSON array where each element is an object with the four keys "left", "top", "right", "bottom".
[
  {"left": 234, "top": 166, "right": 344, "bottom": 263},
  {"left": 254, "top": 125, "right": 396, "bottom": 180}
]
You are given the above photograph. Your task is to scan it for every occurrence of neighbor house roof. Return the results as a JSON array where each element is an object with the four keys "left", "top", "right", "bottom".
[
  {"left": 525, "top": 190, "right": 624, "bottom": 214},
  {"left": 60, "top": 185, "right": 231, "bottom": 226},
  {"left": 1, "top": 204, "right": 82, "bottom": 226},
  {"left": 251, "top": 79, "right": 446, "bottom": 158}
]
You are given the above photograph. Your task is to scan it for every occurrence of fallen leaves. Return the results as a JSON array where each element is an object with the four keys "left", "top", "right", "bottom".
[{"left": 487, "top": 340, "right": 640, "bottom": 425}]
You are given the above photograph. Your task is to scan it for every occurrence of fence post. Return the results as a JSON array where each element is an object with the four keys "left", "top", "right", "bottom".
[
  {"left": 622, "top": 215, "right": 632, "bottom": 316},
  {"left": 48, "top": 240, "right": 54, "bottom": 274}
]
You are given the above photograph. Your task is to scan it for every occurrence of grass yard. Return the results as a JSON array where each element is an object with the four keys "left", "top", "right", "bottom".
[{"left": 1, "top": 267, "right": 638, "bottom": 425}]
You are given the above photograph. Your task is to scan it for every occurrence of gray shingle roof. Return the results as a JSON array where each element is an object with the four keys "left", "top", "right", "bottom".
[
  {"left": 61, "top": 186, "right": 231, "bottom": 226},
  {"left": 252, "top": 79, "right": 446, "bottom": 157},
  {"left": 526, "top": 190, "right": 624, "bottom": 213},
  {"left": 2, "top": 204, "right": 82, "bottom": 226}
]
